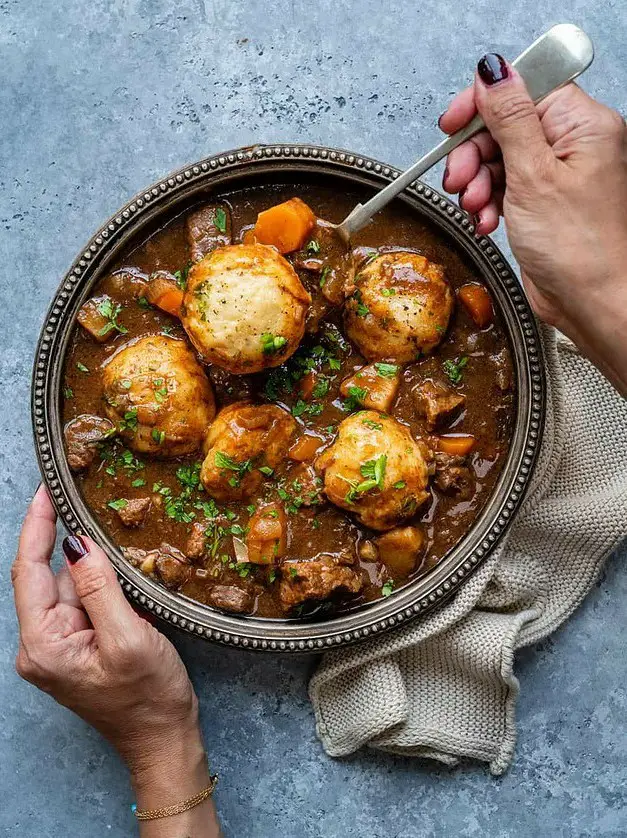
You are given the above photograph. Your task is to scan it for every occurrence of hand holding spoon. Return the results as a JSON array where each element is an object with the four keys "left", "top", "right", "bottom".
[{"left": 335, "top": 24, "right": 594, "bottom": 243}]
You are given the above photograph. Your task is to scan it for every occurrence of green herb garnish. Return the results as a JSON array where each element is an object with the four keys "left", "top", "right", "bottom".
[
  {"left": 374, "top": 362, "right": 399, "bottom": 378},
  {"left": 107, "top": 498, "right": 128, "bottom": 511},
  {"left": 261, "top": 333, "right": 288, "bottom": 355},
  {"left": 97, "top": 298, "right": 128, "bottom": 337},
  {"left": 342, "top": 386, "right": 368, "bottom": 412},
  {"left": 381, "top": 580, "right": 395, "bottom": 597},
  {"left": 76, "top": 362, "right": 90, "bottom": 374},
  {"left": 214, "top": 207, "right": 228, "bottom": 234},
  {"left": 443, "top": 356, "right": 468, "bottom": 384},
  {"left": 151, "top": 428, "right": 166, "bottom": 445}
]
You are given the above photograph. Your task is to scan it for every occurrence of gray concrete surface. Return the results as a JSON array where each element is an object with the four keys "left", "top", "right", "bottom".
[{"left": 1, "top": 1, "right": 625, "bottom": 835}]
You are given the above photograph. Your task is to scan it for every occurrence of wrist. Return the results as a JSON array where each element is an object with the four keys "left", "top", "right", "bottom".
[{"left": 128, "top": 719, "right": 210, "bottom": 807}]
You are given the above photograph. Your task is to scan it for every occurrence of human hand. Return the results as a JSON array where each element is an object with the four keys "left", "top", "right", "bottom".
[
  {"left": 12, "top": 486, "right": 220, "bottom": 836},
  {"left": 440, "top": 55, "right": 627, "bottom": 394}
]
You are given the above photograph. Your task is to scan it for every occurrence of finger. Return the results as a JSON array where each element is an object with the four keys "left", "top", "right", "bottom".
[
  {"left": 63, "top": 534, "right": 141, "bottom": 657},
  {"left": 485, "top": 160, "right": 505, "bottom": 188},
  {"left": 474, "top": 54, "right": 553, "bottom": 178},
  {"left": 439, "top": 87, "right": 476, "bottom": 134},
  {"left": 12, "top": 485, "right": 59, "bottom": 635},
  {"left": 470, "top": 130, "right": 501, "bottom": 163},
  {"left": 474, "top": 195, "right": 503, "bottom": 235},
  {"left": 459, "top": 164, "right": 493, "bottom": 214},
  {"left": 443, "top": 141, "right": 481, "bottom": 193},
  {"left": 56, "top": 565, "right": 83, "bottom": 609}
]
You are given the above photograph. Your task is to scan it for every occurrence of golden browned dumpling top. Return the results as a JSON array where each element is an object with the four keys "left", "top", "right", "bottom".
[
  {"left": 181, "top": 243, "right": 311, "bottom": 375},
  {"left": 200, "top": 402, "right": 296, "bottom": 502},
  {"left": 102, "top": 335, "right": 215, "bottom": 457},
  {"left": 344, "top": 251, "right": 453, "bottom": 363},
  {"left": 315, "top": 410, "right": 431, "bottom": 531}
]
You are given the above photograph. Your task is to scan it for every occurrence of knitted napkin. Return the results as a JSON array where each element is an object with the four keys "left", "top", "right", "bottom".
[{"left": 309, "top": 325, "right": 627, "bottom": 774}]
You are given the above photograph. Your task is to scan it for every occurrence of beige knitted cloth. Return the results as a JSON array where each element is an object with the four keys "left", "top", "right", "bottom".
[{"left": 309, "top": 326, "right": 627, "bottom": 774}]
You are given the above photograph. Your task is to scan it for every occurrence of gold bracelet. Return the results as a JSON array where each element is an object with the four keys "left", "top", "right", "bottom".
[{"left": 133, "top": 775, "right": 218, "bottom": 821}]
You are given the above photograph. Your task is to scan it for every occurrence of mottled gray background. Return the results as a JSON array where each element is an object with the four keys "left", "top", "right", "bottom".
[{"left": 1, "top": 1, "right": 625, "bottom": 836}]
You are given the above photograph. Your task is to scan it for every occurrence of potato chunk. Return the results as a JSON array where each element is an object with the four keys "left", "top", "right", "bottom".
[
  {"left": 375, "top": 526, "right": 424, "bottom": 577},
  {"left": 340, "top": 363, "right": 401, "bottom": 413},
  {"left": 246, "top": 503, "right": 287, "bottom": 564},
  {"left": 77, "top": 296, "right": 126, "bottom": 343}
]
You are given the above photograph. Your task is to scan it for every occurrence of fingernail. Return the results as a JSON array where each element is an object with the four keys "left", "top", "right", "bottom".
[
  {"left": 438, "top": 113, "right": 445, "bottom": 129},
  {"left": 477, "top": 53, "right": 508, "bottom": 85},
  {"left": 459, "top": 187, "right": 466, "bottom": 207},
  {"left": 63, "top": 535, "right": 88, "bottom": 564}
]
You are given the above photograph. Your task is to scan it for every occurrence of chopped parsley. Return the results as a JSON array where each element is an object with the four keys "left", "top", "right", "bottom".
[
  {"left": 119, "top": 408, "right": 138, "bottom": 433},
  {"left": 374, "top": 362, "right": 399, "bottom": 378},
  {"left": 97, "top": 298, "right": 128, "bottom": 337},
  {"left": 342, "top": 454, "right": 387, "bottom": 504},
  {"left": 306, "top": 239, "right": 320, "bottom": 254},
  {"left": 312, "top": 376, "right": 331, "bottom": 399},
  {"left": 381, "top": 580, "right": 395, "bottom": 597},
  {"left": 289, "top": 566, "right": 298, "bottom": 580},
  {"left": 261, "top": 333, "right": 288, "bottom": 355},
  {"left": 353, "top": 289, "right": 370, "bottom": 317},
  {"left": 63, "top": 386, "right": 73, "bottom": 400},
  {"left": 268, "top": 568, "right": 278, "bottom": 584},
  {"left": 319, "top": 266, "right": 330, "bottom": 288},
  {"left": 137, "top": 295, "right": 151, "bottom": 310},
  {"left": 259, "top": 466, "right": 274, "bottom": 476},
  {"left": 381, "top": 288, "right": 396, "bottom": 297},
  {"left": 362, "top": 418, "right": 383, "bottom": 431},
  {"left": 214, "top": 451, "right": 253, "bottom": 487},
  {"left": 393, "top": 480, "right": 406, "bottom": 489},
  {"left": 342, "top": 386, "right": 368, "bottom": 412},
  {"left": 152, "top": 378, "right": 168, "bottom": 403},
  {"left": 176, "top": 462, "right": 202, "bottom": 490},
  {"left": 214, "top": 207, "right": 228, "bottom": 234},
  {"left": 291, "top": 399, "right": 323, "bottom": 418},
  {"left": 76, "top": 362, "right": 90, "bottom": 374},
  {"left": 107, "top": 498, "right": 127, "bottom": 511},
  {"left": 131, "top": 478, "right": 146, "bottom": 488},
  {"left": 151, "top": 428, "right": 166, "bottom": 445},
  {"left": 119, "top": 379, "right": 132, "bottom": 390},
  {"left": 172, "top": 261, "right": 192, "bottom": 290},
  {"left": 443, "top": 356, "right": 469, "bottom": 384}
]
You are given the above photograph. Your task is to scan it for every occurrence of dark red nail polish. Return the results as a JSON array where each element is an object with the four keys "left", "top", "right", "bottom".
[
  {"left": 477, "top": 53, "right": 508, "bottom": 85},
  {"left": 63, "top": 535, "right": 88, "bottom": 564}
]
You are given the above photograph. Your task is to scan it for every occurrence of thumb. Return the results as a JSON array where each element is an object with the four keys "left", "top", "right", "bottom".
[
  {"left": 63, "top": 534, "right": 140, "bottom": 651},
  {"left": 474, "top": 53, "right": 552, "bottom": 178}
]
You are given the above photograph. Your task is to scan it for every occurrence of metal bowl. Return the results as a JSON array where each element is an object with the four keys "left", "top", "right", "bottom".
[{"left": 32, "top": 144, "right": 545, "bottom": 653}]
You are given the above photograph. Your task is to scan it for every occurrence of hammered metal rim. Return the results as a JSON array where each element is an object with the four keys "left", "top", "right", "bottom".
[{"left": 32, "top": 143, "right": 545, "bottom": 653}]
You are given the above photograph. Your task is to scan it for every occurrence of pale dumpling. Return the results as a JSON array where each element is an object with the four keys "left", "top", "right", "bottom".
[
  {"left": 102, "top": 335, "right": 215, "bottom": 456},
  {"left": 315, "top": 410, "right": 431, "bottom": 531},
  {"left": 343, "top": 251, "right": 453, "bottom": 362},
  {"left": 181, "top": 243, "right": 311, "bottom": 374}
]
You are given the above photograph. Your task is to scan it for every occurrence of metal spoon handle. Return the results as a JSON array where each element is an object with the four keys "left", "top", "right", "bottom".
[{"left": 337, "top": 23, "right": 594, "bottom": 241}]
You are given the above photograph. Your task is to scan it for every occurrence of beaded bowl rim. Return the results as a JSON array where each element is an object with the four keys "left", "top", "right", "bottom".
[{"left": 32, "top": 143, "right": 545, "bottom": 653}]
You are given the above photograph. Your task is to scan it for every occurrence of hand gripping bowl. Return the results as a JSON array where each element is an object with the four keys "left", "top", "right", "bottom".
[{"left": 32, "top": 144, "right": 545, "bottom": 652}]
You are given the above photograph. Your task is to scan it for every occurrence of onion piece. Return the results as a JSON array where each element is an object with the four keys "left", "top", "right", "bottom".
[{"left": 232, "top": 535, "right": 249, "bottom": 564}]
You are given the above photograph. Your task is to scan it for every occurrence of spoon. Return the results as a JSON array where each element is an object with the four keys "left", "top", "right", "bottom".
[{"left": 335, "top": 23, "right": 594, "bottom": 243}]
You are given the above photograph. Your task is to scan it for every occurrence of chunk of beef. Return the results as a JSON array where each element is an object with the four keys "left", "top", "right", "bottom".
[
  {"left": 208, "top": 585, "right": 253, "bottom": 614},
  {"left": 185, "top": 522, "right": 207, "bottom": 562},
  {"left": 414, "top": 379, "right": 466, "bottom": 429},
  {"left": 433, "top": 452, "right": 473, "bottom": 498},
  {"left": 154, "top": 543, "right": 191, "bottom": 589},
  {"left": 107, "top": 267, "right": 148, "bottom": 301},
  {"left": 77, "top": 296, "right": 121, "bottom": 343},
  {"left": 114, "top": 497, "right": 151, "bottom": 528},
  {"left": 279, "top": 560, "right": 362, "bottom": 610},
  {"left": 186, "top": 204, "right": 232, "bottom": 262},
  {"left": 491, "top": 349, "right": 514, "bottom": 392},
  {"left": 64, "top": 414, "right": 116, "bottom": 471}
]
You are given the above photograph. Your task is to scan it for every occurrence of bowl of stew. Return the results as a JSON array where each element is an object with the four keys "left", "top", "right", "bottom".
[{"left": 32, "top": 144, "right": 545, "bottom": 652}]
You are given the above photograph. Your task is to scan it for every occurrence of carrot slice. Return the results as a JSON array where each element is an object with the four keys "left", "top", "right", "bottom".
[
  {"left": 437, "top": 434, "right": 476, "bottom": 456},
  {"left": 458, "top": 283, "right": 494, "bottom": 328},
  {"left": 252, "top": 198, "right": 316, "bottom": 254},
  {"left": 153, "top": 287, "right": 184, "bottom": 317},
  {"left": 289, "top": 434, "right": 324, "bottom": 462}
]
